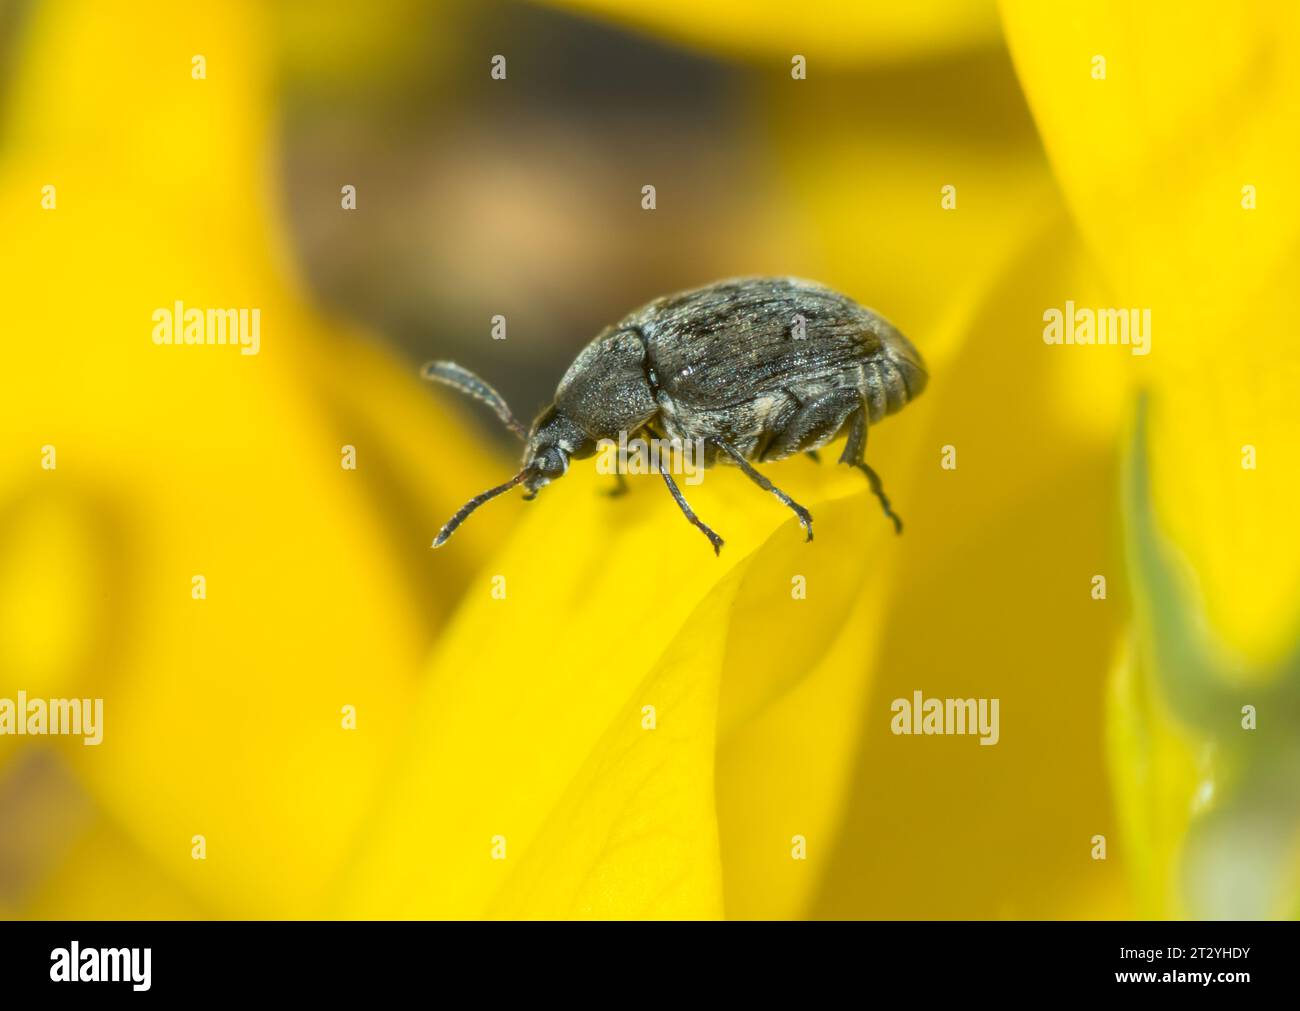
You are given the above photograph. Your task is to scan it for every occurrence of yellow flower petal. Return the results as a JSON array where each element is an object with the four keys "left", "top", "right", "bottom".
[
  {"left": 1, "top": 0, "right": 507, "bottom": 916},
  {"left": 1000, "top": 0, "right": 1300, "bottom": 661},
  {"left": 541, "top": 0, "right": 1001, "bottom": 66},
  {"left": 338, "top": 449, "right": 912, "bottom": 916},
  {"left": 1002, "top": 0, "right": 1300, "bottom": 917}
]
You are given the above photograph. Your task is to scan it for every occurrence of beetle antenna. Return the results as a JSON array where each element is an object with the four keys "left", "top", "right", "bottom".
[
  {"left": 432, "top": 468, "right": 530, "bottom": 547},
  {"left": 421, "top": 360, "right": 527, "bottom": 440}
]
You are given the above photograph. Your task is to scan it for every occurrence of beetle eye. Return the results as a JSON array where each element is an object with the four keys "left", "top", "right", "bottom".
[
  {"left": 528, "top": 448, "right": 564, "bottom": 477},
  {"left": 545, "top": 449, "right": 569, "bottom": 475}
]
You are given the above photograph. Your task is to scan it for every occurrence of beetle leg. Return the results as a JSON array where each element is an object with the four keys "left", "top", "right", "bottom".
[
  {"left": 659, "top": 465, "right": 724, "bottom": 555},
  {"left": 839, "top": 408, "right": 903, "bottom": 534},
  {"left": 714, "top": 440, "right": 814, "bottom": 542},
  {"left": 603, "top": 473, "right": 630, "bottom": 497},
  {"left": 760, "top": 387, "right": 858, "bottom": 462},
  {"left": 805, "top": 449, "right": 821, "bottom": 463}
]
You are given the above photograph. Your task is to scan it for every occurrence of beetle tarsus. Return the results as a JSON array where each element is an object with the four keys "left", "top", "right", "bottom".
[
  {"left": 715, "top": 440, "right": 814, "bottom": 542},
  {"left": 603, "top": 473, "right": 630, "bottom": 498},
  {"left": 838, "top": 405, "right": 903, "bottom": 534},
  {"left": 659, "top": 466, "right": 723, "bottom": 554},
  {"left": 853, "top": 461, "right": 903, "bottom": 534}
]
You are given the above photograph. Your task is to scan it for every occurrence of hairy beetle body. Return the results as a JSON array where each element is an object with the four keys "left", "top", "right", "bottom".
[
  {"left": 632, "top": 277, "right": 924, "bottom": 463},
  {"left": 425, "top": 277, "right": 927, "bottom": 553}
]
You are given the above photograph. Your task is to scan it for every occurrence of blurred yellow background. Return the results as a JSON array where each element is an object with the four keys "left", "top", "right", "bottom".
[{"left": 1, "top": 0, "right": 1297, "bottom": 919}]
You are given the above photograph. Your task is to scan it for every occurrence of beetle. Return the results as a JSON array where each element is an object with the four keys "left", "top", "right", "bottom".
[{"left": 423, "top": 276, "right": 927, "bottom": 553}]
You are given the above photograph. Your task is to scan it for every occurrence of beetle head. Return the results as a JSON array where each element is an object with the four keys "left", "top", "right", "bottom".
[
  {"left": 426, "top": 379, "right": 597, "bottom": 548},
  {"left": 521, "top": 406, "right": 594, "bottom": 497}
]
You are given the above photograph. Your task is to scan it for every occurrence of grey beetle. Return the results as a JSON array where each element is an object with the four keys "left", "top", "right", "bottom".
[{"left": 424, "top": 276, "right": 927, "bottom": 554}]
